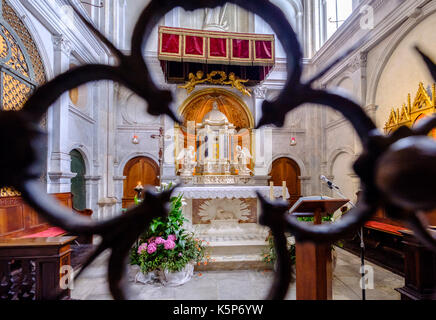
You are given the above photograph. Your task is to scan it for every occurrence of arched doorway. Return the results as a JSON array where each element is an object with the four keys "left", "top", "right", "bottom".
[
  {"left": 122, "top": 157, "right": 160, "bottom": 209},
  {"left": 70, "top": 150, "right": 86, "bottom": 210},
  {"left": 269, "top": 157, "right": 301, "bottom": 206},
  {"left": 176, "top": 88, "right": 255, "bottom": 174}
]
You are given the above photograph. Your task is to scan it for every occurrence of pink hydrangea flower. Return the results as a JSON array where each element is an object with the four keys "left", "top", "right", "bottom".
[
  {"left": 155, "top": 237, "right": 165, "bottom": 245},
  {"left": 178, "top": 252, "right": 183, "bottom": 257},
  {"left": 167, "top": 234, "right": 177, "bottom": 242},
  {"left": 164, "top": 240, "right": 176, "bottom": 250},
  {"left": 147, "top": 242, "right": 157, "bottom": 254},
  {"left": 137, "top": 243, "right": 147, "bottom": 254}
]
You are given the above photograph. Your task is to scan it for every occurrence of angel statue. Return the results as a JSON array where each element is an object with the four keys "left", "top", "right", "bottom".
[
  {"left": 225, "top": 72, "right": 252, "bottom": 97},
  {"left": 235, "top": 145, "right": 252, "bottom": 175},
  {"left": 176, "top": 146, "right": 197, "bottom": 176},
  {"left": 178, "top": 70, "right": 207, "bottom": 94}
]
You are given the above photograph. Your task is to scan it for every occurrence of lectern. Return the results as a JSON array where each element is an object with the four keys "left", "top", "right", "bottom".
[{"left": 289, "top": 196, "right": 348, "bottom": 300}]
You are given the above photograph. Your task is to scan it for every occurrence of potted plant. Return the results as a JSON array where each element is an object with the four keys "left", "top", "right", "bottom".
[
  {"left": 129, "top": 183, "right": 207, "bottom": 286},
  {"left": 262, "top": 231, "right": 296, "bottom": 273}
]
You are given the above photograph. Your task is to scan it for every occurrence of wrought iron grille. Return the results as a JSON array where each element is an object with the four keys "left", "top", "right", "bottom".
[{"left": 1, "top": 0, "right": 436, "bottom": 300}]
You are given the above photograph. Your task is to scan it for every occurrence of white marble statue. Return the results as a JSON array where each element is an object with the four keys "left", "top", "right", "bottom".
[
  {"left": 203, "top": 4, "right": 229, "bottom": 31},
  {"left": 176, "top": 146, "right": 197, "bottom": 176},
  {"left": 235, "top": 145, "right": 252, "bottom": 175}
]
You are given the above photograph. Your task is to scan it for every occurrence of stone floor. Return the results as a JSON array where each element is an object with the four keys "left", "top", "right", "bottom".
[{"left": 71, "top": 247, "right": 404, "bottom": 300}]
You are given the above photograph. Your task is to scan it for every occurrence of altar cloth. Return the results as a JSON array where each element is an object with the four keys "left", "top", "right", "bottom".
[{"left": 173, "top": 186, "right": 290, "bottom": 200}]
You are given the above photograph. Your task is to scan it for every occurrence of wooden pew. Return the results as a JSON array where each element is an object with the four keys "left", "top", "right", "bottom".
[
  {"left": 343, "top": 208, "right": 436, "bottom": 276},
  {"left": 0, "top": 236, "right": 77, "bottom": 300},
  {"left": 0, "top": 193, "right": 92, "bottom": 243},
  {"left": 396, "top": 229, "right": 436, "bottom": 300},
  {"left": 0, "top": 193, "right": 94, "bottom": 300}
]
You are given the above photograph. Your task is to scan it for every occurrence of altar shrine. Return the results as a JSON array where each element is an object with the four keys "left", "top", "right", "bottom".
[{"left": 172, "top": 91, "right": 289, "bottom": 269}]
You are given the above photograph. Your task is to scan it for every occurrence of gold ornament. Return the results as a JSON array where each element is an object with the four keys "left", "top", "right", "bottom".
[{"left": 179, "top": 70, "right": 252, "bottom": 97}]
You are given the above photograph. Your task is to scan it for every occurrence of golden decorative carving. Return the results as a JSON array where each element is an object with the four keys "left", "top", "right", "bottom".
[
  {"left": 2, "top": 0, "right": 46, "bottom": 85},
  {"left": 2, "top": 71, "right": 32, "bottom": 110},
  {"left": 178, "top": 89, "right": 254, "bottom": 130},
  {"left": 384, "top": 82, "right": 436, "bottom": 134},
  {"left": 0, "top": 187, "right": 21, "bottom": 197},
  {"left": 1, "top": 24, "right": 29, "bottom": 78},
  {"left": 179, "top": 70, "right": 252, "bottom": 96}
]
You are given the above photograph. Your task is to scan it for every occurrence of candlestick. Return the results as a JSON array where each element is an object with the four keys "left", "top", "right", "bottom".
[{"left": 282, "top": 181, "right": 287, "bottom": 200}]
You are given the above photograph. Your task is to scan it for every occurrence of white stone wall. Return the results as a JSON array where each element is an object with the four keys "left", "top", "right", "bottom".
[
  {"left": 16, "top": 0, "right": 436, "bottom": 220},
  {"left": 310, "top": 0, "right": 436, "bottom": 203}
]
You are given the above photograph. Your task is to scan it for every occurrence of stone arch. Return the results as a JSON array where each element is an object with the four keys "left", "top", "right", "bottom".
[
  {"left": 178, "top": 88, "right": 255, "bottom": 130},
  {"left": 69, "top": 149, "right": 87, "bottom": 210},
  {"left": 122, "top": 156, "right": 160, "bottom": 209},
  {"left": 268, "top": 156, "right": 302, "bottom": 205},
  {"left": 117, "top": 152, "right": 160, "bottom": 178},
  {"left": 367, "top": 4, "right": 436, "bottom": 107},
  {"left": 327, "top": 147, "right": 355, "bottom": 176},
  {"left": 1, "top": 0, "right": 49, "bottom": 84},
  {"left": 68, "top": 144, "right": 91, "bottom": 175},
  {"left": 327, "top": 148, "right": 357, "bottom": 201},
  {"left": 267, "top": 153, "right": 307, "bottom": 177}
]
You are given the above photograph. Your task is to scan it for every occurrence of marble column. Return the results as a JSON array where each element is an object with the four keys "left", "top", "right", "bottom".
[
  {"left": 253, "top": 86, "right": 270, "bottom": 182},
  {"left": 162, "top": 116, "right": 177, "bottom": 183},
  {"left": 84, "top": 175, "right": 102, "bottom": 219},
  {"left": 253, "top": 85, "right": 267, "bottom": 126},
  {"left": 113, "top": 175, "right": 126, "bottom": 213},
  {"left": 48, "top": 35, "right": 74, "bottom": 194}
]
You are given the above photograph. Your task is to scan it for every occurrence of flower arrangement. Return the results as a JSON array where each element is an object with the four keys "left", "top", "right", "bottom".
[
  {"left": 129, "top": 183, "right": 207, "bottom": 274},
  {"left": 262, "top": 231, "right": 296, "bottom": 266}
]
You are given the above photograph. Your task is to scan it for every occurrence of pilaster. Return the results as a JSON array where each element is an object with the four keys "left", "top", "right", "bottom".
[{"left": 48, "top": 35, "right": 74, "bottom": 193}]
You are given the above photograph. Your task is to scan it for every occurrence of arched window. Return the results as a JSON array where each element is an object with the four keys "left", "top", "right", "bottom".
[
  {"left": 0, "top": 0, "right": 46, "bottom": 111},
  {"left": 0, "top": 0, "right": 46, "bottom": 197},
  {"left": 324, "top": 0, "right": 353, "bottom": 40}
]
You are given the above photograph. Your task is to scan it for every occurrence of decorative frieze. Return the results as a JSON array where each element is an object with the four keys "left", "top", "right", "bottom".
[
  {"left": 254, "top": 85, "right": 268, "bottom": 100},
  {"left": 52, "top": 35, "right": 72, "bottom": 55}
]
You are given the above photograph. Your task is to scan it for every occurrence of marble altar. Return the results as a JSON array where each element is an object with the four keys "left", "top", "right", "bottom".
[
  {"left": 173, "top": 99, "right": 291, "bottom": 269},
  {"left": 174, "top": 185, "right": 289, "bottom": 242}
]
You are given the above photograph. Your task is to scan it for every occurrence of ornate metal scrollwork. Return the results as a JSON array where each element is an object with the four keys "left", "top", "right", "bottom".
[{"left": 1, "top": 0, "right": 436, "bottom": 300}]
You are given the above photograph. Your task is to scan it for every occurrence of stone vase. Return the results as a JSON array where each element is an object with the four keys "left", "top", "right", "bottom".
[
  {"left": 156, "top": 263, "right": 194, "bottom": 287},
  {"left": 128, "top": 265, "right": 156, "bottom": 284}
]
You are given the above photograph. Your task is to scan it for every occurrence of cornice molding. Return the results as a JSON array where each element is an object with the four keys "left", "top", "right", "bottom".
[
  {"left": 21, "top": 0, "right": 110, "bottom": 63},
  {"left": 311, "top": 0, "right": 433, "bottom": 84}
]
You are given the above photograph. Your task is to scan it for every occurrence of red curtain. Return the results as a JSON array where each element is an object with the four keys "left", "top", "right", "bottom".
[
  {"left": 161, "top": 33, "right": 180, "bottom": 53},
  {"left": 255, "top": 40, "right": 272, "bottom": 59},
  {"left": 209, "top": 38, "right": 227, "bottom": 57},
  {"left": 185, "top": 35, "right": 204, "bottom": 55},
  {"left": 232, "top": 39, "right": 250, "bottom": 59}
]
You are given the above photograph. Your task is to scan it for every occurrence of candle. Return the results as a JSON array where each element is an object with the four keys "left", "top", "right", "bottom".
[
  {"left": 270, "top": 181, "right": 274, "bottom": 200},
  {"left": 282, "top": 181, "right": 287, "bottom": 200}
]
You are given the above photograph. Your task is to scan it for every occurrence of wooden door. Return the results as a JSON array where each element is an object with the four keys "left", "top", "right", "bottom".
[
  {"left": 269, "top": 157, "right": 301, "bottom": 206},
  {"left": 122, "top": 157, "right": 160, "bottom": 209}
]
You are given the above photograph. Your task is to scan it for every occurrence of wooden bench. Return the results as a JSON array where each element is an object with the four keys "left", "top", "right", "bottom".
[
  {"left": 343, "top": 206, "right": 436, "bottom": 276},
  {"left": 0, "top": 193, "right": 94, "bottom": 300},
  {"left": 0, "top": 192, "right": 93, "bottom": 243},
  {"left": 0, "top": 236, "right": 77, "bottom": 300}
]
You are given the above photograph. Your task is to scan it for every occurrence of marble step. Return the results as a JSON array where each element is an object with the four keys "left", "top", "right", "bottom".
[
  {"left": 196, "top": 236, "right": 272, "bottom": 271},
  {"left": 195, "top": 254, "right": 272, "bottom": 271}
]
